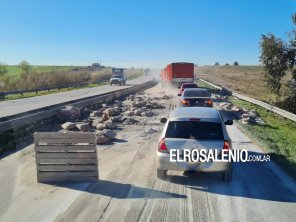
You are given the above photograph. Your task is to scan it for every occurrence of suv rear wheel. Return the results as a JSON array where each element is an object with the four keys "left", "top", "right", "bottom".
[{"left": 157, "top": 169, "right": 167, "bottom": 180}]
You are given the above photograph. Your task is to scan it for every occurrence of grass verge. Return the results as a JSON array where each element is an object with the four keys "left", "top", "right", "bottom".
[
  {"left": 230, "top": 97, "right": 296, "bottom": 179},
  {"left": 1, "top": 82, "right": 107, "bottom": 101},
  {"left": 196, "top": 79, "right": 218, "bottom": 90}
]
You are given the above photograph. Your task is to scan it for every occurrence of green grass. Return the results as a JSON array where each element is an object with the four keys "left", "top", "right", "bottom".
[
  {"left": 6, "top": 65, "right": 79, "bottom": 75},
  {"left": 2, "top": 65, "right": 81, "bottom": 86},
  {"left": 196, "top": 79, "right": 217, "bottom": 90},
  {"left": 1, "top": 82, "right": 107, "bottom": 101},
  {"left": 230, "top": 97, "right": 296, "bottom": 178}
]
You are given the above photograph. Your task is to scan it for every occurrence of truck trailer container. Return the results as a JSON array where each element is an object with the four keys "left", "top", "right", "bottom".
[{"left": 160, "top": 62, "right": 194, "bottom": 87}]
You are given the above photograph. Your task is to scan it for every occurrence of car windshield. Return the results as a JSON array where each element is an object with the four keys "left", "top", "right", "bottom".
[
  {"left": 184, "top": 90, "right": 210, "bottom": 97},
  {"left": 165, "top": 121, "right": 224, "bottom": 140}
]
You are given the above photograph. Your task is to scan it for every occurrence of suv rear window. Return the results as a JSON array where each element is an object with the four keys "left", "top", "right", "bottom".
[
  {"left": 165, "top": 121, "right": 224, "bottom": 140},
  {"left": 184, "top": 90, "right": 210, "bottom": 97}
]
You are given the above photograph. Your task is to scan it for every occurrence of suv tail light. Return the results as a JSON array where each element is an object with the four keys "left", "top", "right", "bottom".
[
  {"left": 223, "top": 141, "right": 231, "bottom": 151},
  {"left": 158, "top": 138, "right": 169, "bottom": 153},
  {"left": 182, "top": 99, "right": 189, "bottom": 105},
  {"left": 205, "top": 99, "right": 213, "bottom": 105}
]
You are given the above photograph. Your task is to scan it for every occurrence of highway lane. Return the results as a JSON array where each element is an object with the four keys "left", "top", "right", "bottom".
[
  {"left": 0, "top": 77, "right": 153, "bottom": 119},
  {"left": 0, "top": 84, "right": 295, "bottom": 222}
]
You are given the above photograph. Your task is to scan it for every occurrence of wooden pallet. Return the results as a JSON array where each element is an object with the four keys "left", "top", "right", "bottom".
[{"left": 34, "top": 132, "right": 98, "bottom": 183}]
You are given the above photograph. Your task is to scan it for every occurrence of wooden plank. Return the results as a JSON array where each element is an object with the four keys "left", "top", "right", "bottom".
[
  {"left": 37, "top": 165, "right": 98, "bottom": 172},
  {"left": 35, "top": 138, "right": 96, "bottom": 144},
  {"left": 37, "top": 176, "right": 98, "bottom": 183},
  {"left": 34, "top": 132, "right": 95, "bottom": 140},
  {"left": 37, "top": 171, "right": 98, "bottom": 178},
  {"left": 36, "top": 152, "right": 97, "bottom": 159},
  {"left": 35, "top": 145, "right": 96, "bottom": 152},
  {"left": 37, "top": 158, "right": 98, "bottom": 164}
]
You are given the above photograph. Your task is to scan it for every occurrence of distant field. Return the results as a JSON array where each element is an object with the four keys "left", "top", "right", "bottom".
[
  {"left": 196, "top": 66, "right": 291, "bottom": 104},
  {"left": 5, "top": 65, "right": 81, "bottom": 79}
]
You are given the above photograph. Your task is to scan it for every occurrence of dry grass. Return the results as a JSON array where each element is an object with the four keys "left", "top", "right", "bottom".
[
  {"left": 1, "top": 67, "right": 143, "bottom": 92},
  {"left": 196, "top": 66, "right": 291, "bottom": 104},
  {"left": 90, "top": 68, "right": 112, "bottom": 82}
]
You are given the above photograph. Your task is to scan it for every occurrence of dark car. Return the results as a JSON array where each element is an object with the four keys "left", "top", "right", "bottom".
[
  {"left": 178, "top": 83, "right": 198, "bottom": 96},
  {"left": 180, "top": 88, "right": 213, "bottom": 107}
]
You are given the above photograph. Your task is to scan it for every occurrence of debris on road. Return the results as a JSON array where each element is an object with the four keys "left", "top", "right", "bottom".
[
  {"left": 96, "top": 134, "right": 110, "bottom": 144},
  {"left": 102, "top": 112, "right": 109, "bottom": 121},
  {"left": 105, "top": 120, "right": 116, "bottom": 129},
  {"left": 58, "top": 91, "right": 167, "bottom": 143},
  {"left": 90, "top": 109, "right": 104, "bottom": 117},
  {"left": 96, "top": 123, "right": 107, "bottom": 130},
  {"left": 61, "top": 122, "right": 76, "bottom": 130},
  {"left": 57, "top": 105, "right": 81, "bottom": 120},
  {"left": 104, "top": 108, "right": 121, "bottom": 117},
  {"left": 76, "top": 123, "right": 90, "bottom": 132},
  {"left": 123, "top": 117, "right": 138, "bottom": 125},
  {"left": 144, "top": 127, "right": 159, "bottom": 133},
  {"left": 101, "top": 129, "right": 116, "bottom": 140},
  {"left": 218, "top": 98, "right": 264, "bottom": 125}
]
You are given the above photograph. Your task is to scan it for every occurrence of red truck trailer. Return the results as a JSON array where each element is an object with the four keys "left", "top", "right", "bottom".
[{"left": 161, "top": 62, "right": 194, "bottom": 87}]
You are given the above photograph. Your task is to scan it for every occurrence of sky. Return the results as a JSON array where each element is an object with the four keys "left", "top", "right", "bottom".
[{"left": 0, "top": 0, "right": 295, "bottom": 68}]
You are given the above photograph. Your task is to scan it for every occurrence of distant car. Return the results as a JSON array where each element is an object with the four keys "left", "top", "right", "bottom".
[
  {"left": 110, "top": 68, "right": 126, "bottom": 85},
  {"left": 110, "top": 74, "right": 126, "bottom": 85},
  {"left": 178, "top": 83, "right": 198, "bottom": 96},
  {"left": 157, "top": 107, "right": 233, "bottom": 181},
  {"left": 180, "top": 88, "right": 213, "bottom": 107}
]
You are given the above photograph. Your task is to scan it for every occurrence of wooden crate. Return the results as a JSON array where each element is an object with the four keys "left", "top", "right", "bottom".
[{"left": 34, "top": 132, "right": 98, "bottom": 183}]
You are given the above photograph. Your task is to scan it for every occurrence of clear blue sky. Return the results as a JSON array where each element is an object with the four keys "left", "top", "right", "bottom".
[{"left": 0, "top": 0, "right": 295, "bottom": 68}]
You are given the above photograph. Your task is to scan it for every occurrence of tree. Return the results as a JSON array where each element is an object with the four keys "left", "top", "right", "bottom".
[
  {"left": 233, "top": 61, "right": 239, "bottom": 66},
  {"left": 0, "top": 63, "right": 8, "bottom": 76},
  {"left": 19, "top": 60, "right": 31, "bottom": 74},
  {"left": 214, "top": 62, "right": 219, "bottom": 66},
  {"left": 260, "top": 13, "right": 296, "bottom": 112},
  {"left": 260, "top": 34, "right": 288, "bottom": 94},
  {"left": 225, "top": 63, "right": 229, "bottom": 66}
]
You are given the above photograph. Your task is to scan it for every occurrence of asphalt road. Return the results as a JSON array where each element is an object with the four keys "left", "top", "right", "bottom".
[
  {"left": 0, "top": 77, "right": 153, "bottom": 119},
  {"left": 0, "top": 84, "right": 295, "bottom": 222}
]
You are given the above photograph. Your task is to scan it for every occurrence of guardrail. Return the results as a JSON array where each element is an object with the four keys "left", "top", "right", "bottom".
[
  {"left": 0, "top": 80, "right": 109, "bottom": 97},
  {"left": 199, "top": 78, "right": 296, "bottom": 123},
  {"left": 0, "top": 79, "right": 156, "bottom": 132}
]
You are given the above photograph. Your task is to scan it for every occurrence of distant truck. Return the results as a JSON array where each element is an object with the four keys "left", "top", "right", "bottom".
[
  {"left": 110, "top": 68, "right": 126, "bottom": 86},
  {"left": 160, "top": 62, "right": 194, "bottom": 87}
]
